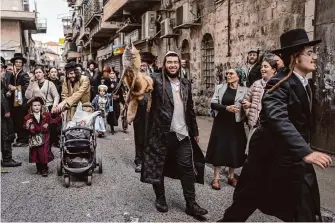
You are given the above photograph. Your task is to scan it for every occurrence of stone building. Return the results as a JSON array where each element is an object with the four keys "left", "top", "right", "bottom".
[
  {"left": 0, "top": 0, "right": 47, "bottom": 67},
  {"left": 63, "top": 0, "right": 317, "bottom": 115}
]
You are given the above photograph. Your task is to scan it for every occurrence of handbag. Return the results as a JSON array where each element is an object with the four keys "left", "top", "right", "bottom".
[{"left": 29, "top": 133, "right": 44, "bottom": 148}]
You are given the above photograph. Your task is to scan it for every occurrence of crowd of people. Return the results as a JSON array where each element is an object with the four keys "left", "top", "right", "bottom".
[{"left": 1, "top": 28, "right": 333, "bottom": 222}]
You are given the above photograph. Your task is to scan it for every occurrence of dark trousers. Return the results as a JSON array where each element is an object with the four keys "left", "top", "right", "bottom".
[
  {"left": 48, "top": 105, "right": 60, "bottom": 146},
  {"left": 153, "top": 133, "right": 196, "bottom": 202},
  {"left": 1, "top": 139, "right": 12, "bottom": 162},
  {"left": 133, "top": 100, "right": 148, "bottom": 165},
  {"left": 12, "top": 105, "right": 28, "bottom": 143}
]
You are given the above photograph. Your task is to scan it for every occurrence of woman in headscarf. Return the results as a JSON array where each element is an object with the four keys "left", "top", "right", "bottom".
[{"left": 206, "top": 67, "right": 248, "bottom": 189}]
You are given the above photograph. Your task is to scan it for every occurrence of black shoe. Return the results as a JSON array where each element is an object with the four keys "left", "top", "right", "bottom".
[
  {"left": 1, "top": 159, "right": 22, "bottom": 167},
  {"left": 185, "top": 201, "right": 208, "bottom": 217},
  {"left": 41, "top": 169, "right": 48, "bottom": 177},
  {"left": 111, "top": 131, "right": 115, "bottom": 135},
  {"left": 135, "top": 164, "right": 142, "bottom": 173},
  {"left": 155, "top": 196, "right": 168, "bottom": 213}
]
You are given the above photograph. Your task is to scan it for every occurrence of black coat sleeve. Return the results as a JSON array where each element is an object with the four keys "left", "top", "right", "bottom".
[
  {"left": 211, "top": 103, "right": 227, "bottom": 112},
  {"left": 262, "top": 77, "right": 313, "bottom": 159},
  {"left": 1, "top": 89, "right": 10, "bottom": 115},
  {"left": 187, "top": 81, "right": 199, "bottom": 137}
]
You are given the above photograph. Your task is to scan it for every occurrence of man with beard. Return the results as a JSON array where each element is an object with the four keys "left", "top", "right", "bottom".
[
  {"left": 246, "top": 49, "right": 262, "bottom": 87},
  {"left": 133, "top": 54, "right": 151, "bottom": 172},
  {"left": 1, "top": 57, "right": 22, "bottom": 167},
  {"left": 55, "top": 61, "right": 92, "bottom": 120},
  {"left": 141, "top": 51, "right": 208, "bottom": 218},
  {"left": 219, "top": 29, "right": 333, "bottom": 222},
  {"left": 180, "top": 59, "right": 191, "bottom": 81},
  {"left": 7, "top": 53, "right": 30, "bottom": 147},
  {"left": 85, "top": 60, "right": 100, "bottom": 101}
]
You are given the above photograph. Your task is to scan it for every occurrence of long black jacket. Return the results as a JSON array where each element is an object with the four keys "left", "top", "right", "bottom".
[
  {"left": 140, "top": 73, "right": 205, "bottom": 185},
  {"left": 233, "top": 70, "right": 320, "bottom": 221}
]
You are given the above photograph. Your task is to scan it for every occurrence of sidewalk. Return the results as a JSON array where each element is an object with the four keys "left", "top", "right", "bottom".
[{"left": 196, "top": 116, "right": 335, "bottom": 214}]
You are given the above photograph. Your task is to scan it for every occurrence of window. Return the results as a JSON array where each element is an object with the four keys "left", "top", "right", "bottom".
[{"left": 201, "top": 33, "right": 215, "bottom": 90}]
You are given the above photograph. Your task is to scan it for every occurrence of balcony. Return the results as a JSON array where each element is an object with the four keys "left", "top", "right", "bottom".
[
  {"left": 91, "top": 21, "right": 119, "bottom": 39},
  {"left": 103, "top": 0, "right": 160, "bottom": 22},
  {"left": 84, "top": 0, "right": 103, "bottom": 28},
  {"left": 36, "top": 18, "right": 47, "bottom": 34},
  {"left": 0, "top": 10, "right": 36, "bottom": 30},
  {"left": 116, "top": 22, "right": 141, "bottom": 34}
]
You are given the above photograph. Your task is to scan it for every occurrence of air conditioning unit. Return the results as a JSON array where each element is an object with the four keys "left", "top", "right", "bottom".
[
  {"left": 161, "top": 18, "right": 175, "bottom": 38},
  {"left": 141, "top": 11, "right": 157, "bottom": 39},
  {"left": 176, "top": 2, "right": 198, "bottom": 27}
]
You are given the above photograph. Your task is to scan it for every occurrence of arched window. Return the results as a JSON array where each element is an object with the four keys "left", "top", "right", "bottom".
[
  {"left": 201, "top": 33, "right": 215, "bottom": 90},
  {"left": 181, "top": 39, "right": 190, "bottom": 63}
]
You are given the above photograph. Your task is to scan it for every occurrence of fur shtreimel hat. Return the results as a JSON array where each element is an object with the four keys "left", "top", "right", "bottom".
[{"left": 98, "top": 85, "right": 108, "bottom": 92}]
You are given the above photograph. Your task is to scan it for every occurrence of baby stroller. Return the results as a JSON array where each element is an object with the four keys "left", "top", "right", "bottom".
[{"left": 57, "top": 107, "right": 103, "bottom": 188}]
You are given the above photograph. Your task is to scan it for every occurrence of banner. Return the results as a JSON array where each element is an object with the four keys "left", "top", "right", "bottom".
[{"left": 59, "top": 38, "right": 65, "bottom": 44}]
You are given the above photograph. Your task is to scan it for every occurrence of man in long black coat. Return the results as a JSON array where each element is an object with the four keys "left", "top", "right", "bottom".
[
  {"left": 8, "top": 53, "right": 30, "bottom": 147},
  {"left": 246, "top": 49, "right": 262, "bottom": 87},
  {"left": 219, "top": 29, "right": 333, "bottom": 222},
  {"left": 141, "top": 51, "right": 208, "bottom": 218}
]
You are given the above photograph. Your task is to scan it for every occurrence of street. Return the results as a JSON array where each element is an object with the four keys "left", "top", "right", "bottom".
[{"left": 1, "top": 119, "right": 281, "bottom": 222}]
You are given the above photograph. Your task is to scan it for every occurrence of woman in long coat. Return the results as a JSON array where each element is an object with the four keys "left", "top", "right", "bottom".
[
  {"left": 206, "top": 67, "right": 248, "bottom": 189},
  {"left": 102, "top": 67, "right": 125, "bottom": 134}
]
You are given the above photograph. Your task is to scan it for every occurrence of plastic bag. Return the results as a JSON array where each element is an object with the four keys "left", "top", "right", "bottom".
[{"left": 65, "top": 103, "right": 101, "bottom": 129}]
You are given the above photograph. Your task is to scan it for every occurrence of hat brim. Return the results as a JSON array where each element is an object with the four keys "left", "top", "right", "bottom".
[
  {"left": 27, "top": 97, "right": 45, "bottom": 106},
  {"left": 271, "top": 40, "right": 322, "bottom": 54},
  {"left": 10, "top": 57, "right": 27, "bottom": 64}
]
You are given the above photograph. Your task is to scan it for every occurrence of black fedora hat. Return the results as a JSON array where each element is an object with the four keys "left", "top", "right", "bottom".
[
  {"left": 10, "top": 53, "right": 27, "bottom": 64},
  {"left": 87, "top": 60, "right": 97, "bottom": 68},
  {"left": 1, "top": 56, "right": 7, "bottom": 69},
  {"left": 140, "top": 52, "right": 155, "bottom": 63},
  {"left": 272, "top": 28, "right": 321, "bottom": 54}
]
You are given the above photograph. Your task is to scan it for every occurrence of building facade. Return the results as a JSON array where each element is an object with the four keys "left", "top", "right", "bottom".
[
  {"left": 0, "top": 0, "right": 47, "bottom": 68},
  {"left": 62, "top": 0, "right": 316, "bottom": 114}
]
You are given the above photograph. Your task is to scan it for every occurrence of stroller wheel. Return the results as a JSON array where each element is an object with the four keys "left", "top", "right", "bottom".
[
  {"left": 87, "top": 175, "right": 92, "bottom": 186},
  {"left": 57, "top": 161, "right": 63, "bottom": 176},
  {"left": 98, "top": 156, "right": 103, "bottom": 174},
  {"left": 64, "top": 176, "right": 70, "bottom": 188}
]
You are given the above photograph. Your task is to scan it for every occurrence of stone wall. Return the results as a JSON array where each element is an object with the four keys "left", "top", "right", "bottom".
[
  {"left": 150, "top": 0, "right": 308, "bottom": 116},
  {"left": 0, "top": 20, "right": 22, "bottom": 54}
]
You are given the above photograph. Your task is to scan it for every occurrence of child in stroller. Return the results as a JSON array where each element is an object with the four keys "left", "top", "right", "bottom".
[{"left": 92, "top": 85, "right": 112, "bottom": 137}]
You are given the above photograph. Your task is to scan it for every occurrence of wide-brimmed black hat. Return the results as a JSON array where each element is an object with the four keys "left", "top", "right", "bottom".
[
  {"left": 10, "top": 53, "right": 27, "bottom": 64},
  {"left": 87, "top": 60, "right": 97, "bottom": 68},
  {"left": 64, "top": 61, "right": 77, "bottom": 72},
  {"left": 140, "top": 52, "right": 155, "bottom": 63},
  {"left": 27, "top": 96, "right": 45, "bottom": 106},
  {"left": 272, "top": 28, "right": 321, "bottom": 54},
  {"left": 1, "top": 56, "right": 7, "bottom": 69}
]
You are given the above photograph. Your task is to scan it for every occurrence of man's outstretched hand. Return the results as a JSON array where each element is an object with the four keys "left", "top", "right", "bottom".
[{"left": 303, "top": 151, "right": 333, "bottom": 169}]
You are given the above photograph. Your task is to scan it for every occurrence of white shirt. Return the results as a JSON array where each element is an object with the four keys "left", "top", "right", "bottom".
[
  {"left": 33, "top": 112, "right": 41, "bottom": 123},
  {"left": 294, "top": 72, "right": 309, "bottom": 87},
  {"left": 168, "top": 78, "right": 189, "bottom": 141}
]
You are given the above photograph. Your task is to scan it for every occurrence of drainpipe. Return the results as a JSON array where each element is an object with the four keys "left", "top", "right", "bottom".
[{"left": 226, "top": 0, "right": 231, "bottom": 57}]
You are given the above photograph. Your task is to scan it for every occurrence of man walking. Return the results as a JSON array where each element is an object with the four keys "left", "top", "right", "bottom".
[
  {"left": 141, "top": 51, "right": 208, "bottom": 218},
  {"left": 1, "top": 57, "right": 22, "bottom": 167},
  {"left": 181, "top": 59, "right": 191, "bottom": 81},
  {"left": 8, "top": 53, "right": 30, "bottom": 147},
  {"left": 219, "top": 28, "right": 332, "bottom": 222},
  {"left": 246, "top": 49, "right": 261, "bottom": 87},
  {"left": 55, "top": 61, "right": 92, "bottom": 120},
  {"left": 85, "top": 60, "right": 100, "bottom": 101}
]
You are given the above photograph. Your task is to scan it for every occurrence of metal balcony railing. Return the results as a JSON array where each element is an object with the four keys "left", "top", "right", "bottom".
[{"left": 84, "top": 0, "right": 103, "bottom": 25}]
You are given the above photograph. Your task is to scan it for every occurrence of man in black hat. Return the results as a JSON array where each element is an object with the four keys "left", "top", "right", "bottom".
[
  {"left": 7, "top": 53, "right": 30, "bottom": 147},
  {"left": 133, "top": 54, "right": 151, "bottom": 172},
  {"left": 219, "top": 28, "right": 333, "bottom": 222},
  {"left": 85, "top": 60, "right": 100, "bottom": 101},
  {"left": 246, "top": 49, "right": 262, "bottom": 87},
  {"left": 1, "top": 57, "right": 22, "bottom": 167}
]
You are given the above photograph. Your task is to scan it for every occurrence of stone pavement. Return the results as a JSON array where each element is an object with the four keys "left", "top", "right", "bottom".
[
  {"left": 1, "top": 122, "right": 279, "bottom": 222},
  {"left": 196, "top": 116, "right": 335, "bottom": 216}
]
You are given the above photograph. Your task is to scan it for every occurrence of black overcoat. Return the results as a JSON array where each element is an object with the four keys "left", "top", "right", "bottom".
[
  {"left": 141, "top": 73, "right": 205, "bottom": 185},
  {"left": 246, "top": 63, "right": 261, "bottom": 88},
  {"left": 233, "top": 70, "right": 321, "bottom": 221}
]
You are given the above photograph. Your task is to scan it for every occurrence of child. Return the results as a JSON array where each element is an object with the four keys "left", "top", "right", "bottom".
[
  {"left": 24, "top": 96, "right": 61, "bottom": 177},
  {"left": 92, "top": 85, "right": 112, "bottom": 137}
]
